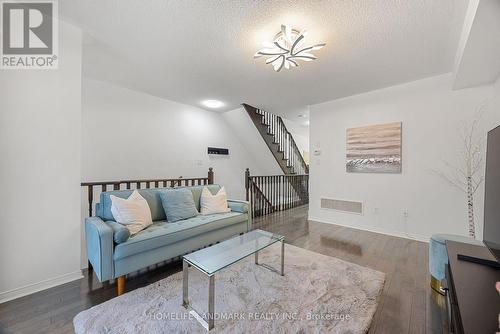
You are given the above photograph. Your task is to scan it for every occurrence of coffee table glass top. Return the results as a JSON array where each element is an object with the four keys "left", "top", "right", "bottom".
[{"left": 183, "top": 229, "right": 284, "bottom": 275}]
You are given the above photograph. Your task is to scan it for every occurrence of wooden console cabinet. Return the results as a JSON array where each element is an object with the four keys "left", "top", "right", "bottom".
[{"left": 445, "top": 240, "right": 500, "bottom": 333}]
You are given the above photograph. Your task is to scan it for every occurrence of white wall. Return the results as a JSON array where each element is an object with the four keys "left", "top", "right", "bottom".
[
  {"left": 222, "top": 108, "right": 309, "bottom": 172},
  {"left": 221, "top": 108, "right": 282, "bottom": 176},
  {"left": 82, "top": 79, "right": 279, "bottom": 201},
  {"left": 309, "top": 74, "right": 500, "bottom": 241},
  {"left": 0, "top": 22, "right": 83, "bottom": 303}
]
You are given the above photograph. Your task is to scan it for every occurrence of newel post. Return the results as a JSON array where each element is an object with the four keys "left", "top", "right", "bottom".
[
  {"left": 245, "top": 168, "right": 250, "bottom": 201},
  {"left": 208, "top": 167, "right": 214, "bottom": 184}
]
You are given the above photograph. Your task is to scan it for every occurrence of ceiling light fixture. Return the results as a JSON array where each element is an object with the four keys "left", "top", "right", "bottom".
[
  {"left": 202, "top": 99, "right": 224, "bottom": 109},
  {"left": 254, "top": 24, "right": 325, "bottom": 72}
]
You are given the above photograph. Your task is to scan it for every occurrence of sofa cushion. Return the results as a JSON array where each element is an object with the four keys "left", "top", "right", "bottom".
[
  {"left": 159, "top": 188, "right": 199, "bottom": 222},
  {"left": 111, "top": 190, "right": 153, "bottom": 234},
  {"left": 200, "top": 186, "right": 230, "bottom": 215},
  {"left": 113, "top": 211, "right": 248, "bottom": 260},
  {"left": 99, "top": 188, "right": 166, "bottom": 222},
  {"left": 188, "top": 184, "right": 221, "bottom": 211}
]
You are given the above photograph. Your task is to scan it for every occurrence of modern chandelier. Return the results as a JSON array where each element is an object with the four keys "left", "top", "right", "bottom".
[{"left": 254, "top": 24, "right": 326, "bottom": 72}]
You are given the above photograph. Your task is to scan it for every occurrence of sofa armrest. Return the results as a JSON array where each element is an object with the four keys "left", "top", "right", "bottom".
[
  {"left": 85, "top": 217, "right": 114, "bottom": 282},
  {"left": 228, "top": 199, "right": 251, "bottom": 231}
]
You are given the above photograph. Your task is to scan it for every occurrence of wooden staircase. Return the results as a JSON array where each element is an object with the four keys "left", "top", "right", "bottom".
[
  {"left": 242, "top": 103, "right": 308, "bottom": 175},
  {"left": 243, "top": 103, "right": 309, "bottom": 218}
]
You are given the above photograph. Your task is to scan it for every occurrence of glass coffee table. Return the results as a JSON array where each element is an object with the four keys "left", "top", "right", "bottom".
[{"left": 182, "top": 229, "right": 285, "bottom": 330}]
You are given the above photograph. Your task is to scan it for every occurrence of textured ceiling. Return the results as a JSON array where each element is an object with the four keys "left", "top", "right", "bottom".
[{"left": 60, "top": 0, "right": 468, "bottom": 120}]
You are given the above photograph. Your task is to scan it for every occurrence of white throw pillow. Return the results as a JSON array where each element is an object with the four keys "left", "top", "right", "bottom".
[
  {"left": 200, "top": 186, "right": 231, "bottom": 215},
  {"left": 110, "top": 190, "right": 153, "bottom": 235}
]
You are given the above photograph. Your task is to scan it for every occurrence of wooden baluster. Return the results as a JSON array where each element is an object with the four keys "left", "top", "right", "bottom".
[
  {"left": 87, "top": 185, "right": 93, "bottom": 217},
  {"left": 282, "top": 176, "right": 285, "bottom": 211},
  {"left": 287, "top": 176, "right": 290, "bottom": 210},
  {"left": 283, "top": 176, "right": 286, "bottom": 211},
  {"left": 293, "top": 176, "right": 299, "bottom": 207},
  {"left": 271, "top": 175, "right": 274, "bottom": 212},
  {"left": 266, "top": 176, "right": 269, "bottom": 214},
  {"left": 277, "top": 176, "right": 280, "bottom": 212},
  {"left": 113, "top": 183, "right": 120, "bottom": 191},
  {"left": 276, "top": 176, "right": 279, "bottom": 212},
  {"left": 265, "top": 176, "right": 269, "bottom": 215},
  {"left": 208, "top": 167, "right": 214, "bottom": 185},
  {"left": 101, "top": 184, "right": 107, "bottom": 193},
  {"left": 259, "top": 177, "right": 263, "bottom": 217},
  {"left": 264, "top": 176, "right": 267, "bottom": 215},
  {"left": 270, "top": 175, "right": 273, "bottom": 212},
  {"left": 170, "top": 180, "right": 175, "bottom": 187},
  {"left": 274, "top": 175, "right": 277, "bottom": 212},
  {"left": 302, "top": 175, "right": 309, "bottom": 204},
  {"left": 245, "top": 169, "right": 250, "bottom": 201},
  {"left": 155, "top": 181, "right": 159, "bottom": 188},
  {"left": 126, "top": 182, "right": 131, "bottom": 190},
  {"left": 286, "top": 175, "right": 289, "bottom": 210},
  {"left": 136, "top": 182, "right": 141, "bottom": 189},
  {"left": 255, "top": 178, "right": 259, "bottom": 217},
  {"left": 298, "top": 176, "right": 302, "bottom": 205},
  {"left": 283, "top": 175, "right": 288, "bottom": 211},
  {"left": 252, "top": 181, "right": 255, "bottom": 219}
]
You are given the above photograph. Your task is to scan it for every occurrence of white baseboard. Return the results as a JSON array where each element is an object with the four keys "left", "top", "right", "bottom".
[
  {"left": 308, "top": 216, "right": 430, "bottom": 243},
  {"left": 0, "top": 270, "right": 83, "bottom": 304}
]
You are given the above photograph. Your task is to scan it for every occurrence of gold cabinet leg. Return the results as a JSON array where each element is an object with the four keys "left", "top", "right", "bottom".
[{"left": 117, "top": 276, "right": 125, "bottom": 296}]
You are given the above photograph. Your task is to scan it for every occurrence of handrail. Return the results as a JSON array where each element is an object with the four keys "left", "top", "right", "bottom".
[
  {"left": 275, "top": 115, "right": 309, "bottom": 174},
  {"left": 81, "top": 167, "right": 214, "bottom": 217},
  {"left": 80, "top": 177, "right": 208, "bottom": 187}
]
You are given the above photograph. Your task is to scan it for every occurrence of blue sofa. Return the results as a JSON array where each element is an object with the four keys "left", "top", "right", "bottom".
[{"left": 85, "top": 184, "right": 251, "bottom": 294}]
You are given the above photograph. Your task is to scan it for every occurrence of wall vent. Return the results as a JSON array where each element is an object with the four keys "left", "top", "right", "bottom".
[{"left": 321, "top": 198, "right": 363, "bottom": 215}]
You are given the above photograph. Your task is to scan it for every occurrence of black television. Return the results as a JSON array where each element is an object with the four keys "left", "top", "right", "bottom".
[{"left": 483, "top": 125, "right": 500, "bottom": 262}]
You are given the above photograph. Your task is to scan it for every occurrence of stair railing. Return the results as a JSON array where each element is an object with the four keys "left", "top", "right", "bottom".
[{"left": 245, "top": 168, "right": 309, "bottom": 219}]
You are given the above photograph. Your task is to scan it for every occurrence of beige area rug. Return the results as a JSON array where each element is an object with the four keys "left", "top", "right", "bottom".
[{"left": 74, "top": 244, "right": 385, "bottom": 334}]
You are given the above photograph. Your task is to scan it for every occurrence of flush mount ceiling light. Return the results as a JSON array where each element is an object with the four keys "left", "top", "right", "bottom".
[
  {"left": 254, "top": 24, "right": 325, "bottom": 72},
  {"left": 202, "top": 99, "right": 224, "bottom": 109}
]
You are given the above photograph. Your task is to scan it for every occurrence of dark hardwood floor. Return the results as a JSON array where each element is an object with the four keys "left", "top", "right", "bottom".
[{"left": 0, "top": 205, "right": 445, "bottom": 333}]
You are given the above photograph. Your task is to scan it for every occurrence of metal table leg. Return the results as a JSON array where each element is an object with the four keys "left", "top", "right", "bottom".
[
  {"left": 281, "top": 239, "right": 285, "bottom": 276},
  {"left": 182, "top": 259, "right": 216, "bottom": 331},
  {"left": 182, "top": 260, "right": 189, "bottom": 307},
  {"left": 253, "top": 239, "right": 285, "bottom": 276},
  {"left": 208, "top": 275, "right": 215, "bottom": 330}
]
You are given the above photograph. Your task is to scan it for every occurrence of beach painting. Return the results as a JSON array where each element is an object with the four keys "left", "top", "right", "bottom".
[{"left": 346, "top": 122, "right": 402, "bottom": 173}]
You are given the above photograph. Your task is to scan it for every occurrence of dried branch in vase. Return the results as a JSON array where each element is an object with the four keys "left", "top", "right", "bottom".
[{"left": 433, "top": 106, "right": 486, "bottom": 239}]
